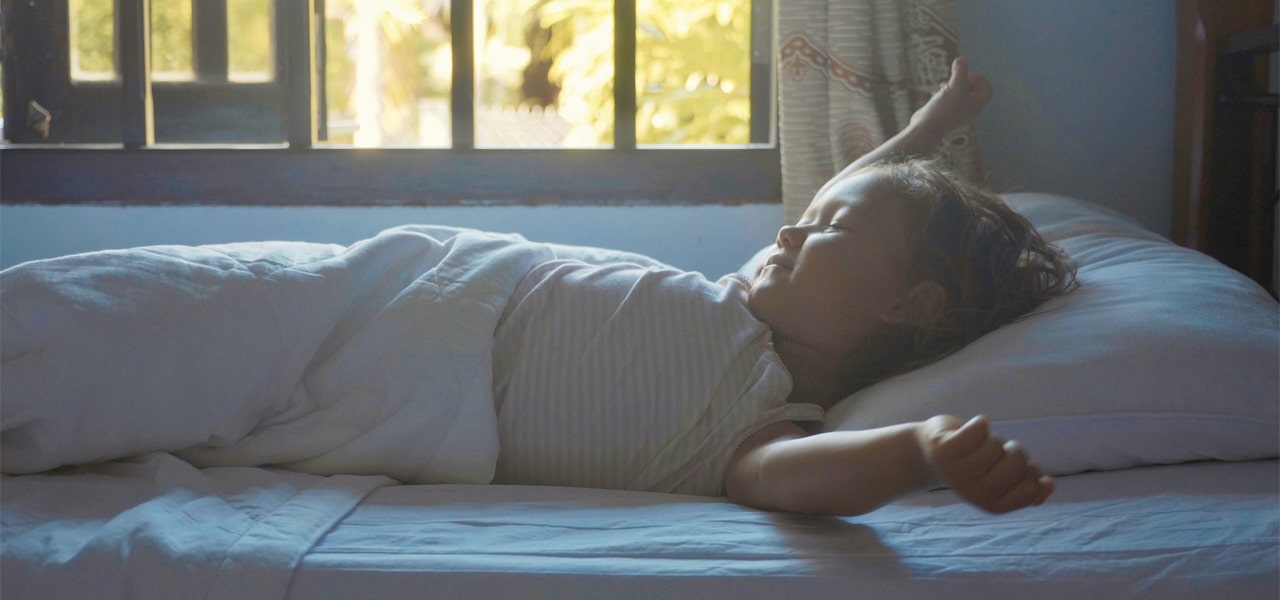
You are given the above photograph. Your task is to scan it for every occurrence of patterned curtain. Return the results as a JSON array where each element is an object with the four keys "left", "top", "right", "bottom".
[{"left": 777, "top": 0, "right": 983, "bottom": 224}]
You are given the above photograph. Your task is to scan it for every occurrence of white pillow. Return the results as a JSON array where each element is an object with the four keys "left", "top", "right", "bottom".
[{"left": 759, "top": 193, "right": 1279, "bottom": 475}]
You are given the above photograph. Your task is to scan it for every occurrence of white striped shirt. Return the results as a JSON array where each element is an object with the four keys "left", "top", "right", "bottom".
[{"left": 491, "top": 261, "right": 823, "bottom": 496}]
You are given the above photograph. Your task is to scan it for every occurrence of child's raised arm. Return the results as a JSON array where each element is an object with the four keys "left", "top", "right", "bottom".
[
  {"left": 811, "top": 57, "right": 994, "bottom": 202},
  {"left": 723, "top": 416, "right": 1052, "bottom": 516}
]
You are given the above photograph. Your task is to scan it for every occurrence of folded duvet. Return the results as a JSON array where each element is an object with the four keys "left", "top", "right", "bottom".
[{"left": 0, "top": 226, "right": 588, "bottom": 483}]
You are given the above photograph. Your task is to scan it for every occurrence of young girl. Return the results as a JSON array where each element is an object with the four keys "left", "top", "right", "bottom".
[
  {"left": 487, "top": 57, "right": 1073, "bottom": 515},
  {"left": 0, "top": 58, "right": 1074, "bottom": 517},
  {"left": 724, "top": 57, "right": 1076, "bottom": 515}
]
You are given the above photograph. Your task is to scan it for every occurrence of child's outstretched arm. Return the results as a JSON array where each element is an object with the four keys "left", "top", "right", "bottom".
[
  {"left": 724, "top": 416, "right": 1053, "bottom": 516},
  {"left": 812, "top": 56, "right": 994, "bottom": 201}
]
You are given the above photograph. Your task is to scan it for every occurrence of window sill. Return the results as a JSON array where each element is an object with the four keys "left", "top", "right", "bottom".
[{"left": 0, "top": 145, "right": 781, "bottom": 206}]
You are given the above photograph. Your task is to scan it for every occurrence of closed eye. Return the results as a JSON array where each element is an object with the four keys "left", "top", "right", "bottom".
[{"left": 822, "top": 222, "right": 849, "bottom": 233}]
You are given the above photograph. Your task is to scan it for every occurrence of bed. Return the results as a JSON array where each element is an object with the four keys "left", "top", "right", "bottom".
[
  {"left": 4, "top": 1, "right": 1279, "bottom": 591},
  {"left": 2, "top": 190, "right": 1277, "bottom": 599}
]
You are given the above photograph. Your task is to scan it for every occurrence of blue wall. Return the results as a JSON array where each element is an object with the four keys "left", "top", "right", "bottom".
[
  {"left": 0, "top": 1, "right": 1177, "bottom": 272},
  {"left": 958, "top": 0, "right": 1176, "bottom": 234},
  {"left": 0, "top": 203, "right": 783, "bottom": 277}
]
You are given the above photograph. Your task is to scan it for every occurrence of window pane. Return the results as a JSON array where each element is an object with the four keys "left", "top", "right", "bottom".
[
  {"left": 475, "top": 0, "right": 613, "bottom": 148},
  {"left": 151, "top": 0, "right": 193, "bottom": 80},
  {"left": 636, "top": 0, "right": 751, "bottom": 145},
  {"left": 227, "top": 0, "right": 273, "bottom": 81},
  {"left": 69, "top": 0, "right": 116, "bottom": 81},
  {"left": 322, "top": 0, "right": 452, "bottom": 147}
]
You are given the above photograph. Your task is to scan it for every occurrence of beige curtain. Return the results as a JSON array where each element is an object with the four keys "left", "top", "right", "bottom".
[{"left": 777, "top": 0, "right": 983, "bottom": 224}]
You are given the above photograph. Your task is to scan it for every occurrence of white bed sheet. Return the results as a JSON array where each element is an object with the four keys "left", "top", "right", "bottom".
[
  {"left": 291, "top": 460, "right": 1279, "bottom": 599},
  {"left": 6, "top": 456, "right": 1271, "bottom": 599}
]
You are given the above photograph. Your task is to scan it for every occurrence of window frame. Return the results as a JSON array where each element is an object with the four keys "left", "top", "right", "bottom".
[{"left": 0, "top": 0, "right": 780, "bottom": 207}]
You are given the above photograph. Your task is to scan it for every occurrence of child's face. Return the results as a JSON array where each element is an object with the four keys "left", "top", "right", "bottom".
[{"left": 748, "top": 171, "right": 920, "bottom": 354}]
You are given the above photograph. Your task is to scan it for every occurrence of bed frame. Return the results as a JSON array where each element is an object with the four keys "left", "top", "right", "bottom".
[{"left": 1173, "top": 0, "right": 1279, "bottom": 295}]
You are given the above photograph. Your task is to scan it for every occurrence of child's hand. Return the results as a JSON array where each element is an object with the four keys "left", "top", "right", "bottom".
[
  {"left": 918, "top": 415, "right": 1053, "bottom": 514},
  {"left": 908, "top": 57, "right": 994, "bottom": 137}
]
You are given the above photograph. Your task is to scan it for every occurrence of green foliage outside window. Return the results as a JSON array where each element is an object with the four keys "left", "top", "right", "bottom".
[
  {"left": 493, "top": 0, "right": 753, "bottom": 145},
  {"left": 228, "top": 0, "right": 273, "bottom": 78},
  {"left": 70, "top": 0, "right": 115, "bottom": 77},
  {"left": 62, "top": 0, "right": 754, "bottom": 146},
  {"left": 150, "top": 0, "right": 193, "bottom": 77}
]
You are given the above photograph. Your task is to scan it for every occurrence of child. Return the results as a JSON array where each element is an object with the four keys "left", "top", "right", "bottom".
[
  {"left": 483, "top": 57, "right": 1072, "bottom": 514},
  {"left": 0, "top": 58, "right": 1074, "bottom": 517},
  {"left": 725, "top": 57, "right": 1075, "bottom": 515}
]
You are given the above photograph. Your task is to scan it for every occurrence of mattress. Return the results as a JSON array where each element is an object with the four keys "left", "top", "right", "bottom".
[{"left": 3, "top": 457, "right": 1276, "bottom": 599}]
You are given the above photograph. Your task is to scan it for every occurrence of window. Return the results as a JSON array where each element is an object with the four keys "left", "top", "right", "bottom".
[{"left": 0, "top": 0, "right": 779, "bottom": 206}]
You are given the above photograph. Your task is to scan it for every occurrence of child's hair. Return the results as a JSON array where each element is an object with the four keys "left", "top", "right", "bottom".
[{"left": 868, "top": 157, "right": 1077, "bottom": 378}]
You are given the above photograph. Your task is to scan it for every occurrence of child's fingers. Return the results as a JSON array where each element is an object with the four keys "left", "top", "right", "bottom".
[
  {"left": 1032, "top": 474, "right": 1054, "bottom": 506},
  {"left": 1031, "top": 474, "right": 1054, "bottom": 506},
  {"left": 965, "top": 440, "right": 1048, "bottom": 506},
  {"left": 987, "top": 471, "right": 1054, "bottom": 514},
  {"left": 932, "top": 415, "right": 990, "bottom": 458},
  {"left": 943, "top": 435, "right": 1008, "bottom": 488},
  {"left": 969, "top": 73, "right": 994, "bottom": 100},
  {"left": 933, "top": 421, "right": 1014, "bottom": 491},
  {"left": 973, "top": 440, "right": 1033, "bottom": 495},
  {"left": 949, "top": 56, "right": 968, "bottom": 88}
]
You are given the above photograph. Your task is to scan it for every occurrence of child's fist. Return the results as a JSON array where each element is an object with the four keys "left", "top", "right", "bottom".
[
  {"left": 919, "top": 415, "right": 1054, "bottom": 514},
  {"left": 909, "top": 57, "right": 994, "bottom": 136}
]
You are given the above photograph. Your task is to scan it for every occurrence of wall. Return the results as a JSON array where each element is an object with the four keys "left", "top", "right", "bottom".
[
  {"left": 0, "top": 204, "right": 782, "bottom": 276},
  {"left": 957, "top": 0, "right": 1177, "bottom": 235},
  {"left": 0, "top": 1, "right": 1177, "bottom": 271}
]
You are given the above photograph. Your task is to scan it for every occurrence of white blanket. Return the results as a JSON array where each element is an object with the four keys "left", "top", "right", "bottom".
[{"left": 1, "top": 225, "right": 560, "bottom": 484}]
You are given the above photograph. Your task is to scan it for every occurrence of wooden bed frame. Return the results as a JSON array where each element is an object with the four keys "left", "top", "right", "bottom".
[{"left": 1173, "top": 0, "right": 1278, "bottom": 295}]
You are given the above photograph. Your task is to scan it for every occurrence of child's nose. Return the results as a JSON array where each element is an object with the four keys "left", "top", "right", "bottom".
[{"left": 776, "top": 224, "right": 807, "bottom": 249}]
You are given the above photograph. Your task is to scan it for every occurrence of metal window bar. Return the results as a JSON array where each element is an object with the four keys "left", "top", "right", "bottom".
[
  {"left": 614, "top": 0, "right": 636, "bottom": 149},
  {"left": 118, "top": 0, "right": 154, "bottom": 148},
  {"left": 451, "top": 0, "right": 475, "bottom": 149},
  {"left": 749, "top": 0, "right": 773, "bottom": 144},
  {"left": 316, "top": 0, "right": 328, "bottom": 140},
  {"left": 192, "top": 0, "right": 229, "bottom": 81},
  {"left": 280, "top": 0, "right": 316, "bottom": 148}
]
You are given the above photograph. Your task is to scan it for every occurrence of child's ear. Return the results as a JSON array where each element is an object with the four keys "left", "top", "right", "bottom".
[{"left": 883, "top": 281, "right": 948, "bottom": 327}]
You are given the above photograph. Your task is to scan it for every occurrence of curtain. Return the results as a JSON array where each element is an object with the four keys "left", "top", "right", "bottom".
[{"left": 777, "top": 0, "right": 982, "bottom": 224}]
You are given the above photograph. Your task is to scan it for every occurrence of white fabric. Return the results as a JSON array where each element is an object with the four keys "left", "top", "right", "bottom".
[
  {"left": 3, "top": 456, "right": 1275, "bottom": 599},
  {"left": 493, "top": 265, "right": 822, "bottom": 496},
  {"left": 297, "top": 460, "right": 1279, "bottom": 599},
  {"left": 1, "top": 225, "right": 554, "bottom": 483},
  {"left": 1, "top": 226, "right": 820, "bottom": 496},
  {"left": 820, "top": 193, "right": 1280, "bottom": 474},
  {"left": 0, "top": 453, "right": 391, "bottom": 600}
]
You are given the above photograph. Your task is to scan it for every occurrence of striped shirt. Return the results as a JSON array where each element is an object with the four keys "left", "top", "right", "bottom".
[{"left": 491, "top": 260, "right": 824, "bottom": 496}]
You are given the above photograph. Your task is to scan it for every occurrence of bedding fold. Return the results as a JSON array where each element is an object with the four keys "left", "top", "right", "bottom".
[
  {"left": 0, "top": 452, "right": 392, "bottom": 600},
  {"left": 0, "top": 225, "right": 555, "bottom": 484}
]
